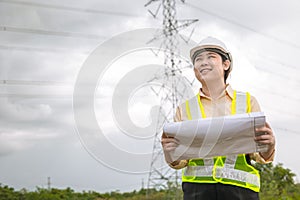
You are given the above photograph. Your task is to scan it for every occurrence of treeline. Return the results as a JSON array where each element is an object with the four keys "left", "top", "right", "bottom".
[
  {"left": 1, "top": 163, "right": 300, "bottom": 200},
  {"left": 255, "top": 163, "right": 300, "bottom": 200},
  {"left": 0, "top": 186, "right": 179, "bottom": 200}
]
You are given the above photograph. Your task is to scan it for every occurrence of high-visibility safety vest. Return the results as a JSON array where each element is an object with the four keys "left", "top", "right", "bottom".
[{"left": 182, "top": 91, "right": 261, "bottom": 192}]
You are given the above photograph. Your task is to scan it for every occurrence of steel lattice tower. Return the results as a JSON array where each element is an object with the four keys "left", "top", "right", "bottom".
[{"left": 145, "top": 0, "right": 197, "bottom": 199}]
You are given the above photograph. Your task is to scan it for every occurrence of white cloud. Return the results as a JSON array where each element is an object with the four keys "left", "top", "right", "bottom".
[{"left": 0, "top": 98, "right": 52, "bottom": 121}]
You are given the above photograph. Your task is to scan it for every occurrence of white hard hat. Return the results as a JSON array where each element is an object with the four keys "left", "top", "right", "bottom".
[{"left": 190, "top": 36, "right": 232, "bottom": 63}]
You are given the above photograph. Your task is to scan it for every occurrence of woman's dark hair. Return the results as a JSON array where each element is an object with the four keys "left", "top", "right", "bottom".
[{"left": 220, "top": 54, "right": 231, "bottom": 83}]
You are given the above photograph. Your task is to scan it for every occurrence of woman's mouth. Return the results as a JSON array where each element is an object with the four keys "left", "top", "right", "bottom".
[{"left": 200, "top": 68, "right": 212, "bottom": 73}]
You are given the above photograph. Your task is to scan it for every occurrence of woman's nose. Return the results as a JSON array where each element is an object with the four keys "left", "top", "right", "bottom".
[{"left": 200, "top": 58, "right": 209, "bottom": 66}]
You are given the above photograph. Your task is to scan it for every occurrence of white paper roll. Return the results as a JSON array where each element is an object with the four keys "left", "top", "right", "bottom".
[{"left": 163, "top": 112, "right": 267, "bottom": 162}]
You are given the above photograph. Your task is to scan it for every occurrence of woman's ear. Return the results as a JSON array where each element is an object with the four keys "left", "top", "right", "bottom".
[{"left": 223, "top": 60, "right": 230, "bottom": 70}]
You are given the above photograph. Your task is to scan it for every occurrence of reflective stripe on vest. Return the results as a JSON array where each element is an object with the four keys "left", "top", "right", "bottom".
[{"left": 182, "top": 90, "right": 260, "bottom": 192}]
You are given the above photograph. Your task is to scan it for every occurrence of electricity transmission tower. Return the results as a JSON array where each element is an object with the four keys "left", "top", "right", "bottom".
[{"left": 145, "top": 0, "right": 197, "bottom": 199}]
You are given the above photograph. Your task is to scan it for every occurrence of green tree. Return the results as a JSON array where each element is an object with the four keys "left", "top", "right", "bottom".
[
  {"left": 0, "top": 184, "right": 19, "bottom": 200},
  {"left": 255, "top": 163, "right": 300, "bottom": 200}
]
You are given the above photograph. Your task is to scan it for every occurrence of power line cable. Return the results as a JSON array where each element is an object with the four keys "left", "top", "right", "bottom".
[
  {"left": 0, "top": 0, "right": 140, "bottom": 18},
  {"left": 0, "top": 2, "right": 299, "bottom": 75},
  {"left": 0, "top": 44, "right": 90, "bottom": 54},
  {"left": 0, "top": 80, "right": 73, "bottom": 86},
  {"left": 2, "top": 79, "right": 299, "bottom": 119},
  {"left": 254, "top": 67, "right": 300, "bottom": 88},
  {"left": 0, "top": 26, "right": 106, "bottom": 40},
  {"left": 252, "top": 53, "right": 299, "bottom": 71},
  {"left": 185, "top": 2, "right": 300, "bottom": 50},
  {"left": 2, "top": 41, "right": 299, "bottom": 79},
  {"left": 0, "top": 93, "right": 72, "bottom": 99},
  {"left": 273, "top": 126, "right": 299, "bottom": 135},
  {"left": 260, "top": 103, "right": 300, "bottom": 120}
]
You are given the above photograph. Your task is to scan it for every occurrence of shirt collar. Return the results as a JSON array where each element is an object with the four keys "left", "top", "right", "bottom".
[
  {"left": 226, "top": 84, "right": 234, "bottom": 99},
  {"left": 199, "top": 84, "right": 234, "bottom": 100}
]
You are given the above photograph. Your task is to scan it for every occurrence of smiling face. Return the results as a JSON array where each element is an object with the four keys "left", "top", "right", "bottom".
[{"left": 193, "top": 51, "right": 230, "bottom": 85}]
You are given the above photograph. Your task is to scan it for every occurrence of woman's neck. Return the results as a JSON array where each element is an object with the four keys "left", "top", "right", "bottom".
[{"left": 201, "top": 80, "right": 227, "bottom": 100}]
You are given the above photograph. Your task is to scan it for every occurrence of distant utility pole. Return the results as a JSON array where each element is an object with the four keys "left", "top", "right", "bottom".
[
  {"left": 47, "top": 177, "right": 51, "bottom": 191},
  {"left": 145, "top": 0, "right": 197, "bottom": 199}
]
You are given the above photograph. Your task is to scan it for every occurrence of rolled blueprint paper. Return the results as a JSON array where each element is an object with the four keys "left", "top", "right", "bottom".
[{"left": 163, "top": 112, "right": 268, "bottom": 162}]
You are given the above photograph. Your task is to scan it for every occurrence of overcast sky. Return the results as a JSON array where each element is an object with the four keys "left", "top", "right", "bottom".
[{"left": 0, "top": 0, "right": 300, "bottom": 193}]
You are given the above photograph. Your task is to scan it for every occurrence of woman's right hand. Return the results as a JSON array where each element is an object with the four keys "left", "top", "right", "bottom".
[
  {"left": 161, "top": 133, "right": 188, "bottom": 168},
  {"left": 161, "top": 133, "right": 179, "bottom": 152}
]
